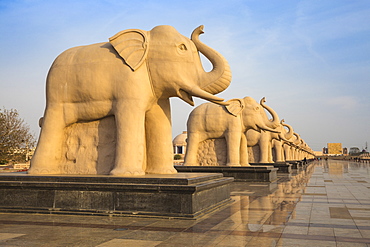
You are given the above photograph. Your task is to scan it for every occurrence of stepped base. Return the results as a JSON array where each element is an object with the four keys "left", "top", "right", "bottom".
[
  {"left": 250, "top": 162, "right": 292, "bottom": 173},
  {"left": 0, "top": 172, "right": 233, "bottom": 219},
  {"left": 286, "top": 160, "right": 308, "bottom": 169},
  {"left": 175, "top": 166, "right": 278, "bottom": 182}
]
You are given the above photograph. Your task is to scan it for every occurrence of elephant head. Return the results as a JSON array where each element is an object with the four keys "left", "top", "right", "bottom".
[
  {"left": 273, "top": 119, "right": 294, "bottom": 142},
  {"left": 259, "top": 97, "right": 280, "bottom": 129},
  {"left": 109, "top": 25, "right": 231, "bottom": 106},
  {"left": 225, "top": 96, "right": 280, "bottom": 132},
  {"left": 293, "top": 133, "right": 301, "bottom": 147}
]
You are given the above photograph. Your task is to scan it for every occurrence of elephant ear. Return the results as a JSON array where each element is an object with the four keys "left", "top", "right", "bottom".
[
  {"left": 224, "top": 99, "right": 244, "bottom": 117},
  {"left": 109, "top": 29, "right": 149, "bottom": 71}
]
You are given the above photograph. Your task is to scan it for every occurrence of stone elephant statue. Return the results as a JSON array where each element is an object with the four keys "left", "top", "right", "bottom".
[
  {"left": 247, "top": 119, "right": 293, "bottom": 163},
  {"left": 29, "top": 25, "right": 232, "bottom": 176},
  {"left": 271, "top": 120, "right": 294, "bottom": 162},
  {"left": 184, "top": 97, "right": 280, "bottom": 166},
  {"left": 284, "top": 132, "right": 301, "bottom": 161},
  {"left": 284, "top": 133, "right": 314, "bottom": 161}
]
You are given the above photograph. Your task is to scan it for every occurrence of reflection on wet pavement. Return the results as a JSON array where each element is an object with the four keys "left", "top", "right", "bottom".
[{"left": 1, "top": 160, "right": 370, "bottom": 246}]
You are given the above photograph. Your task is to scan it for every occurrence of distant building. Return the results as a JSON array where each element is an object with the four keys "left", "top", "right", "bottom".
[
  {"left": 349, "top": 147, "right": 361, "bottom": 155},
  {"left": 327, "top": 143, "right": 343, "bottom": 155},
  {"left": 172, "top": 131, "right": 187, "bottom": 158},
  {"left": 343, "top": 147, "right": 348, "bottom": 155}
]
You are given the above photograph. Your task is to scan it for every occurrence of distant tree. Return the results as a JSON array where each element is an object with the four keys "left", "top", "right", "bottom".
[
  {"left": 0, "top": 108, "right": 36, "bottom": 164},
  {"left": 174, "top": 154, "right": 182, "bottom": 160}
]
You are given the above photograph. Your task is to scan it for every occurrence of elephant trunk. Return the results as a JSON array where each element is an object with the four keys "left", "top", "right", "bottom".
[
  {"left": 293, "top": 133, "right": 301, "bottom": 146},
  {"left": 281, "top": 119, "right": 294, "bottom": 140},
  {"left": 279, "top": 132, "right": 290, "bottom": 142},
  {"left": 260, "top": 97, "right": 280, "bottom": 129},
  {"left": 191, "top": 25, "right": 231, "bottom": 95}
]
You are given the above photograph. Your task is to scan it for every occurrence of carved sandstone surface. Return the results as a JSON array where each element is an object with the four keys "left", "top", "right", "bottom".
[
  {"left": 197, "top": 139, "right": 227, "bottom": 166},
  {"left": 196, "top": 139, "right": 259, "bottom": 166},
  {"left": 28, "top": 25, "right": 231, "bottom": 176},
  {"left": 62, "top": 117, "right": 116, "bottom": 174}
]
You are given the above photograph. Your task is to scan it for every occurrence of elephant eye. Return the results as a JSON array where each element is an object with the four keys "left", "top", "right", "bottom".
[
  {"left": 178, "top": 44, "right": 187, "bottom": 52},
  {"left": 255, "top": 106, "right": 260, "bottom": 111}
]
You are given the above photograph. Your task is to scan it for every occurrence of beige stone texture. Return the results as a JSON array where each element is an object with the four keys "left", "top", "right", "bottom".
[
  {"left": 246, "top": 120, "right": 294, "bottom": 163},
  {"left": 197, "top": 139, "right": 227, "bottom": 166},
  {"left": 29, "top": 25, "right": 232, "bottom": 176},
  {"left": 62, "top": 116, "right": 116, "bottom": 174},
  {"left": 184, "top": 97, "right": 280, "bottom": 166}
]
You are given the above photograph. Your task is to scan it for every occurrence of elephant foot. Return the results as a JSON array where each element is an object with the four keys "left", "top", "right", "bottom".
[
  {"left": 183, "top": 162, "right": 198, "bottom": 166},
  {"left": 145, "top": 166, "right": 177, "bottom": 175},
  {"left": 240, "top": 163, "right": 251, "bottom": 166},
  {"left": 27, "top": 168, "right": 61, "bottom": 175},
  {"left": 110, "top": 168, "right": 145, "bottom": 176},
  {"left": 226, "top": 163, "right": 241, "bottom": 166}
]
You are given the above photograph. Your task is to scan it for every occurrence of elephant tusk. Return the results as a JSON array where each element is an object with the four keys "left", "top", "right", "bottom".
[
  {"left": 178, "top": 86, "right": 228, "bottom": 106},
  {"left": 189, "top": 86, "right": 225, "bottom": 103},
  {"left": 258, "top": 124, "right": 281, "bottom": 133},
  {"left": 177, "top": 89, "right": 194, "bottom": 106}
]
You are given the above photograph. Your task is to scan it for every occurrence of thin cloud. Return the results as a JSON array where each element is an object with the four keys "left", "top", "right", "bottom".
[{"left": 326, "top": 96, "right": 358, "bottom": 110}]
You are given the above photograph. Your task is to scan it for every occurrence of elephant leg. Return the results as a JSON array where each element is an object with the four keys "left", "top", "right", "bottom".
[
  {"left": 110, "top": 101, "right": 146, "bottom": 176},
  {"left": 286, "top": 146, "right": 292, "bottom": 161},
  {"left": 240, "top": 133, "right": 250, "bottom": 166},
  {"left": 275, "top": 144, "right": 283, "bottom": 162},
  {"left": 281, "top": 147, "right": 286, "bottom": 161},
  {"left": 28, "top": 104, "right": 65, "bottom": 174},
  {"left": 259, "top": 141, "right": 270, "bottom": 163},
  {"left": 225, "top": 131, "right": 241, "bottom": 166},
  {"left": 268, "top": 145, "right": 274, "bottom": 163},
  {"left": 280, "top": 145, "right": 285, "bottom": 161},
  {"left": 183, "top": 132, "right": 202, "bottom": 166},
  {"left": 274, "top": 145, "right": 280, "bottom": 162},
  {"left": 145, "top": 99, "right": 177, "bottom": 174},
  {"left": 283, "top": 146, "right": 289, "bottom": 161}
]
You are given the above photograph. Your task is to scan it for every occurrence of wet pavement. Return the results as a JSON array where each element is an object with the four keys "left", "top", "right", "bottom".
[{"left": 1, "top": 160, "right": 370, "bottom": 246}]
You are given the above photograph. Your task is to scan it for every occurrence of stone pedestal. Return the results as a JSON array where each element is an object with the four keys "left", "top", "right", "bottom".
[
  {"left": 231, "top": 181, "right": 278, "bottom": 196},
  {"left": 250, "top": 162, "right": 292, "bottom": 173},
  {"left": 0, "top": 172, "right": 233, "bottom": 219},
  {"left": 175, "top": 166, "right": 278, "bottom": 182},
  {"left": 286, "top": 161, "right": 302, "bottom": 169}
]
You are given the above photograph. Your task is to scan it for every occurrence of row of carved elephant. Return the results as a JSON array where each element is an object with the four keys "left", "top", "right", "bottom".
[
  {"left": 184, "top": 96, "right": 315, "bottom": 166},
  {"left": 28, "top": 24, "right": 314, "bottom": 176}
]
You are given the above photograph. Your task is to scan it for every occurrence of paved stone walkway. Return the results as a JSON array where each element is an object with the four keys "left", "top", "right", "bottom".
[{"left": 0, "top": 160, "right": 370, "bottom": 246}]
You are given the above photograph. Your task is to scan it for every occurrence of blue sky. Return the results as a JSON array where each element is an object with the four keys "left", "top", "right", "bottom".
[{"left": 0, "top": 0, "right": 369, "bottom": 151}]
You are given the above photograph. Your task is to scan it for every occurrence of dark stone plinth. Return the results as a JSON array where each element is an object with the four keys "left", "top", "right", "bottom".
[
  {"left": 231, "top": 181, "right": 278, "bottom": 196},
  {"left": 0, "top": 172, "right": 233, "bottom": 219},
  {"left": 286, "top": 161, "right": 302, "bottom": 169},
  {"left": 175, "top": 166, "right": 278, "bottom": 182},
  {"left": 250, "top": 162, "right": 292, "bottom": 173}
]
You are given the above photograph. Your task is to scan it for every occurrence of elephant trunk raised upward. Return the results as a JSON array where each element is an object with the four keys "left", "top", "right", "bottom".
[
  {"left": 260, "top": 97, "right": 280, "bottom": 129},
  {"left": 191, "top": 25, "right": 232, "bottom": 96},
  {"left": 293, "top": 133, "right": 301, "bottom": 146},
  {"left": 281, "top": 120, "right": 294, "bottom": 140}
]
